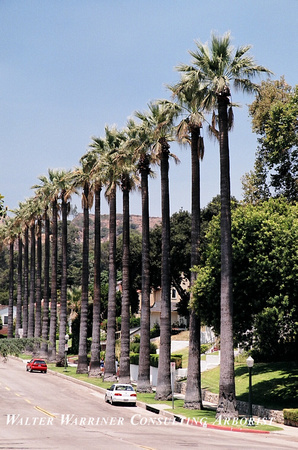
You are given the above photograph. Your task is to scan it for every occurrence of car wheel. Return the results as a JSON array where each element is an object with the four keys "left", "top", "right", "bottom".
[{"left": 104, "top": 395, "right": 108, "bottom": 403}]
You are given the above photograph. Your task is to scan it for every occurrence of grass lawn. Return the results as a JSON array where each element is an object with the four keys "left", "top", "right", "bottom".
[
  {"left": 45, "top": 364, "right": 281, "bottom": 432},
  {"left": 201, "top": 360, "right": 298, "bottom": 410}
]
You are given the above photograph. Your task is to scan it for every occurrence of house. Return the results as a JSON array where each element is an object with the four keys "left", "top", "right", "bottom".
[
  {"left": 0, "top": 305, "right": 17, "bottom": 335},
  {"left": 138, "top": 280, "right": 188, "bottom": 329}
]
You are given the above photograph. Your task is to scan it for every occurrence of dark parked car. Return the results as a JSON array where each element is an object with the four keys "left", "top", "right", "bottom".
[{"left": 26, "top": 358, "right": 47, "bottom": 373}]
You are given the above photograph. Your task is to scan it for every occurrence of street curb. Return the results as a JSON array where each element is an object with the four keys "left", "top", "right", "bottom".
[{"left": 47, "top": 368, "right": 270, "bottom": 434}]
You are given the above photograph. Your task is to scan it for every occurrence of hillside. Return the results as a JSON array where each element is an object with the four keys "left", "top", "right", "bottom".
[{"left": 72, "top": 214, "right": 161, "bottom": 242}]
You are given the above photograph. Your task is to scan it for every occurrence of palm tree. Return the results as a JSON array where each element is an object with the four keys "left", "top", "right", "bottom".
[
  {"left": 32, "top": 173, "right": 56, "bottom": 356},
  {"left": 128, "top": 118, "right": 156, "bottom": 392},
  {"left": 138, "top": 101, "right": 180, "bottom": 400},
  {"left": 14, "top": 205, "right": 25, "bottom": 338},
  {"left": 165, "top": 85, "right": 205, "bottom": 409},
  {"left": 55, "top": 170, "right": 77, "bottom": 364},
  {"left": 34, "top": 211, "right": 43, "bottom": 340},
  {"left": 47, "top": 170, "right": 62, "bottom": 361},
  {"left": 177, "top": 32, "right": 271, "bottom": 418},
  {"left": 16, "top": 228, "right": 23, "bottom": 337},
  {"left": 3, "top": 218, "right": 17, "bottom": 338},
  {"left": 71, "top": 162, "right": 94, "bottom": 374},
  {"left": 26, "top": 198, "right": 37, "bottom": 338},
  {"left": 114, "top": 128, "right": 139, "bottom": 383},
  {"left": 82, "top": 149, "right": 103, "bottom": 377},
  {"left": 91, "top": 126, "right": 125, "bottom": 381},
  {"left": 16, "top": 202, "right": 30, "bottom": 339}
]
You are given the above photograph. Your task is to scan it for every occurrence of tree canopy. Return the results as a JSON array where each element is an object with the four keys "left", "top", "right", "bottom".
[
  {"left": 193, "top": 197, "right": 298, "bottom": 361},
  {"left": 243, "top": 79, "right": 298, "bottom": 202}
]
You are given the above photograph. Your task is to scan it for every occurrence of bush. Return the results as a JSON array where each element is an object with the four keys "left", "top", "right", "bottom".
[
  {"left": 150, "top": 323, "right": 160, "bottom": 339},
  {"left": 130, "top": 317, "right": 140, "bottom": 328},
  {"left": 201, "top": 344, "right": 211, "bottom": 354},
  {"left": 284, "top": 409, "right": 298, "bottom": 426},
  {"left": 129, "top": 353, "right": 159, "bottom": 367}
]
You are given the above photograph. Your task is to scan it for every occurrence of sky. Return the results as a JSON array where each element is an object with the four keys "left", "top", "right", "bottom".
[{"left": 1, "top": 0, "right": 297, "bottom": 218}]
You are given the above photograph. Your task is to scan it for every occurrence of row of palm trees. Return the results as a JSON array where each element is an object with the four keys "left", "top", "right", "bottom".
[{"left": 0, "top": 33, "right": 270, "bottom": 417}]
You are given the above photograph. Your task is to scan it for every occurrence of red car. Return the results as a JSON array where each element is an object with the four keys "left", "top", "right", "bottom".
[{"left": 26, "top": 358, "right": 47, "bottom": 373}]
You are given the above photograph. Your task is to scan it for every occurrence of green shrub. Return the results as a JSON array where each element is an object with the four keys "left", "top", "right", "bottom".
[
  {"left": 130, "top": 317, "right": 140, "bottom": 328},
  {"left": 201, "top": 344, "right": 211, "bottom": 354},
  {"left": 284, "top": 409, "right": 298, "bottom": 423},
  {"left": 150, "top": 354, "right": 159, "bottom": 368},
  {"left": 150, "top": 323, "right": 160, "bottom": 339}
]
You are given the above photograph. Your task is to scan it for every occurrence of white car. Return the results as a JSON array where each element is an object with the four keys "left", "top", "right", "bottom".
[{"left": 105, "top": 384, "right": 137, "bottom": 406}]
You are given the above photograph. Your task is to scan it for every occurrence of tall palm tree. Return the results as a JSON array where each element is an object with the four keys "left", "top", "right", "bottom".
[
  {"left": 16, "top": 228, "right": 23, "bottom": 338},
  {"left": 71, "top": 162, "right": 94, "bottom": 374},
  {"left": 26, "top": 198, "right": 38, "bottom": 339},
  {"left": 34, "top": 211, "right": 43, "bottom": 340},
  {"left": 91, "top": 126, "right": 125, "bottom": 381},
  {"left": 114, "top": 128, "right": 139, "bottom": 383},
  {"left": 139, "top": 101, "right": 180, "bottom": 400},
  {"left": 16, "top": 202, "right": 30, "bottom": 339},
  {"left": 165, "top": 85, "right": 205, "bottom": 409},
  {"left": 55, "top": 170, "right": 77, "bottom": 364},
  {"left": 177, "top": 32, "right": 271, "bottom": 418},
  {"left": 32, "top": 173, "right": 55, "bottom": 356},
  {"left": 2, "top": 218, "right": 17, "bottom": 338},
  {"left": 128, "top": 118, "right": 156, "bottom": 392},
  {"left": 14, "top": 205, "right": 25, "bottom": 338},
  {"left": 46, "top": 170, "right": 63, "bottom": 361},
  {"left": 82, "top": 149, "right": 103, "bottom": 377}
]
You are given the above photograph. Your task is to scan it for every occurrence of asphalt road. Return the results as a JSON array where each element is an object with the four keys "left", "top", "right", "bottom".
[{"left": 0, "top": 358, "right": 297, "bottom": 449}]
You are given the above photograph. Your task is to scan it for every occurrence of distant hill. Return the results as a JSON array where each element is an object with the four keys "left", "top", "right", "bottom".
[{"left": 71, "top": 214, "right": 161, "bottom": 242}]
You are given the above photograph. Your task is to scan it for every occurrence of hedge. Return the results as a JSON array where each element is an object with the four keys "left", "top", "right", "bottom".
[
  {"left": 284, "top": 409, "right": 298, "bottom": 427},
  {"left": 130, "top": 353, "right": 182, "bottom": 369}
]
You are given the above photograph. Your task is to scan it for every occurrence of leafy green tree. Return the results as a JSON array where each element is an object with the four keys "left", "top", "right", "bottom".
[
  {"left": 194, "top": 198, "right": 298, "bottom": 362},
  {"left": 245, "top": 78, "right": 298, "bottom": 202}
]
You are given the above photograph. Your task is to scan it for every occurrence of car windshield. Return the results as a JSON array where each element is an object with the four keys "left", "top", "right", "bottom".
[
  {"left": 115, "top": 385, "right": 133, "bottom": 391},
  {"left": 34, "top": 360, "right": 46, "bottom": 364}
]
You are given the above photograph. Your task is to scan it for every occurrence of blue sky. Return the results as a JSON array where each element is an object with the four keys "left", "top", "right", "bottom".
[{"left": 1, "top": 0, "right": 297, "bottom": 217}]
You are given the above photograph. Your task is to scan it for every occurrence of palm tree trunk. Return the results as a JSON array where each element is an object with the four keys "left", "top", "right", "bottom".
[
  {"left": 77, "top": 184, "right": 90, "bottom": 374},
  {"left": 34, "top": 218, "right": 42, "bottom": 339},
  {"left": 28, "top": 223, "right": 35, "bottom": 338},
  {"left": 8, "top": 241, "right": 14, "bottom": 338},
  {"left": 137, "top": 159, "right": 152, "bottom": 392},
  {"left": 104, "top": 188, "right": 117, "bottom": 380},
  {"left": 23, "top": 225, "right": 29, "bottom": 338},
  {"left": 216, "top": 94, "right": 237, "bottom": 419},
  {"left": 48, "top": 199, "right": 58, "bottom": 361},
  {"left": 90, "top": 185, "right": 102, "bottom": 377},
  {"left": 41, "top": 208, "right": 50, "bottom": 355},
  {"left": 119, "top": 182, "right": 131, "bottom": 383},
  {"left": 16, "top": 235, "right": 23, "bottom": 338},
  {"left": 156, "top": 139, "right": 172, "bottom": 400},
  {"left": 58, "top": 193, "right": 68, "bottom": 363},
  {"left": 184, "top": 127, "right": 203, "bottom": 409}
]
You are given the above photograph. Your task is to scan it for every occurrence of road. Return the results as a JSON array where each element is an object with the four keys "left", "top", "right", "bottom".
[{"left": 0, "top": 358, "right": 297, "bottom": 449}]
